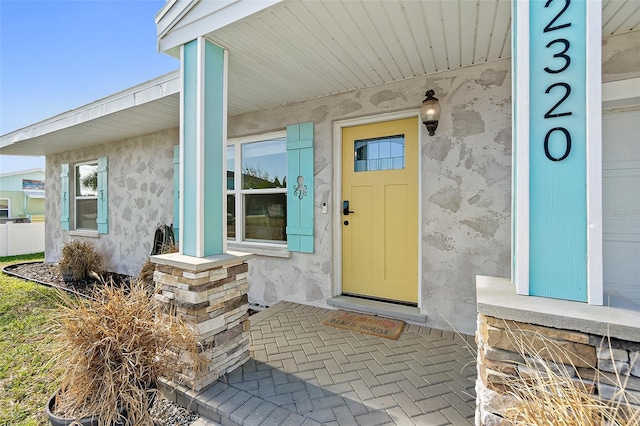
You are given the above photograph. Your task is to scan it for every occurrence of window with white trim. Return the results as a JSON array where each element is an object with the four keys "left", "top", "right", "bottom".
[
  {"left": 75, "top": 161, "right": 98, "bottom": 230},
  {"left": 227, "top": 133, "right": 287, "bottom": 244},
  {"left": 0, "top": 198, "right": 9, "bottom": 218}
]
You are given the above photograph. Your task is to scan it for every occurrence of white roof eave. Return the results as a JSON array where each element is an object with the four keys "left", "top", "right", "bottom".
[
  {"left": 156, "top": 0, "right": 283, "bottom": 55},
  {"left": 0, "top": 71, "right": 180, "bottom": 156}
]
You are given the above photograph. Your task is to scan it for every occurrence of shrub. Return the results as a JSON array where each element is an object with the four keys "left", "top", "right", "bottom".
[{"left": 58, "top": 240, "right": 105, "bottom": 282}]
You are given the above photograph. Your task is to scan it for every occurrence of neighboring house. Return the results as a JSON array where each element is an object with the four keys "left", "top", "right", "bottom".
[
  {"left": 0, "top": 169, "right": 45, "bottom": 222},
  {"left": 0, "top": 0, "right": 638, "bottom": 340}
]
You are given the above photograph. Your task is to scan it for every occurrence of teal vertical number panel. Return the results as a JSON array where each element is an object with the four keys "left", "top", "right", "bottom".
[
  {"left": 286, "top": 122, "right": 314, "bottom": 253},
  {"left": 173, "top": 145, "right": 180, "bottom": 241},
  {"left": 182, "top": 40, "right": 198, "bottom": 256},
  {"left": 60, "top": 163, "right": 70, "bottom": 231},
  {"left": 529, "top": 0, "right": 587, "bottom": 301},
  {"left": 96, "top": 156, "right": 108, "bottom": 234},
  {"left": 202, "top": 39, "right": 224, "bottom": 256}
]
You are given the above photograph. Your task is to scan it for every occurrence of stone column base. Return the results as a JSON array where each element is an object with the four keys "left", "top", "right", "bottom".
[{"left": 151, "top": 251, "right": 253, "bottom": 391}]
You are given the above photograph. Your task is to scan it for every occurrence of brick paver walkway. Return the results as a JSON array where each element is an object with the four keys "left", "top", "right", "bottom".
[{"left": 171, "top": 301, "right": 477, "bottom": 426}]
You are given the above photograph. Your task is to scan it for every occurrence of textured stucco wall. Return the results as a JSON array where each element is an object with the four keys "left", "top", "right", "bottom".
[
  {"left": 41, "top": 30, "right": 639, "bottom": 335},
  {"left": 229, "top": 59, "right": 513, "bottom": 334},
  {"left": 603, "top": 30, "right": 640, "bottom": 83},
  {"left": 45, "top": 129, "right": 178, "bottom": 276}
]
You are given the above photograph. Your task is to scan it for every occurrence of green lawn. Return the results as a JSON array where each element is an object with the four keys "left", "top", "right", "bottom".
[{"left": 0, "top": 253, "right": 61, "bottom": 426}]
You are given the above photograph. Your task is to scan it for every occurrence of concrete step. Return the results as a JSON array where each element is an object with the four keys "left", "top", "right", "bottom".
[{"left": 327, "top": 295, "right": 427, "bottom": 324}]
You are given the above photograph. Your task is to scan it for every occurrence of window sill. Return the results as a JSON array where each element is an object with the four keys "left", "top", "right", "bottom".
[
  {"left": 227, "top": 242, "right": 290, "bottom": 258},
  {"left": 68, "top": 230, "right": 100, "bottom": 238}
]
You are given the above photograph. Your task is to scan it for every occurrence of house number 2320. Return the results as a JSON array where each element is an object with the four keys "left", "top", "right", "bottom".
[{"left": 543, "top": 0, "right": 572, "bottom": 162}]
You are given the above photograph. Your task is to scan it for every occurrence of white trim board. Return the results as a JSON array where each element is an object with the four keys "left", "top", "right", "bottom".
[
  {"left": 603, "top": 78, "right": 640, "bottom": 110},
  {"left": 586, "top": 0, "right": 603, "bottom": 305}
]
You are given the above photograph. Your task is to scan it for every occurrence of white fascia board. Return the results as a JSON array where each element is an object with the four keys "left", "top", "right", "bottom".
[
  {"left": 602, "top": 77, "right": 640, "bottom": 109},
  {"left": 23, "top": 190, "right": 45, "bottom": 199},
  {"left": 0, "top": 71, "right": 180, "bottom": 149},
  {"left": 156, "top": 0, "right": 199, "bottom": 50},
  {"left": 157, "top": 0, "right": 282, "bottom": 55},
  {"left": 0, "top": 168, "right": 45, "bottom": 178}
]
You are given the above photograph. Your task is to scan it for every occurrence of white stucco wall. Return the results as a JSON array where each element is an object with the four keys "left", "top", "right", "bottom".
[{"left": 45, "top": 129, "right": 178, "bottom": 276}]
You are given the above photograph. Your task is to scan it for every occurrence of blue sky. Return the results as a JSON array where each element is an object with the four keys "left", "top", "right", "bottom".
[{"left": 0, "top": 0, "right": 178, "bottom": 174}]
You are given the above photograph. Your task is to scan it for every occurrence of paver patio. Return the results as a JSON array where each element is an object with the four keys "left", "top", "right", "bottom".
[{"left": 164, "top": 301, "right": 477, "bottom": 426}]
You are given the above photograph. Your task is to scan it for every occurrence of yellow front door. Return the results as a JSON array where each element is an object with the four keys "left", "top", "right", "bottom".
[{"left": 341, "top": 117, "right": 419, "bottom": 304}]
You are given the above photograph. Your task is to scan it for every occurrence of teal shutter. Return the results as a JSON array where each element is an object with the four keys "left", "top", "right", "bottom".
[
  {"left": 60, "top": 164, "right": 70, "bottom": 231},
  {"left": 286, "top": 122, "right": 314, "bottom": 253},
  {"left": 173, "top": 145, "right": 180, "bottom": 241},
  {"left": 96, "top": 157, "right": 108, "bottom": 234}
]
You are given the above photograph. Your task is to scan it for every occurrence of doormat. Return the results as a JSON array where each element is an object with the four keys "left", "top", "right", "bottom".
[{"left": 322, "top": 310, "right": 405, "bottom": 340}]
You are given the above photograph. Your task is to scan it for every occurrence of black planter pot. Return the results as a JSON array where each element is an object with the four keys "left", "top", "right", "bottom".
[
  {"left": 46, "top": 391, "right": 99, "bottom": 426},
  {"left": 46, "top": 387, "right": 155, "bottom": 426}
]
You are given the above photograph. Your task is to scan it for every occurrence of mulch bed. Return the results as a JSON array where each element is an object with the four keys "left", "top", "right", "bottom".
[
  {"left": 3, "top": 262, "right": 131, "bottom": 298},
  {"left": 4, "top": 262, "right": 262, "bottom": 317}
]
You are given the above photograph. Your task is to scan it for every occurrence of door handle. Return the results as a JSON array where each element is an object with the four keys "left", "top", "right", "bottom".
[{"left": 343, "top": 200, "right": 354, "bottom": 216}]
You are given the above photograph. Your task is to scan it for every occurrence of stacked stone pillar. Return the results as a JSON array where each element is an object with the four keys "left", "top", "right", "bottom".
[{"left": 151, "top": 252, "right": 252, "bottom": 391}]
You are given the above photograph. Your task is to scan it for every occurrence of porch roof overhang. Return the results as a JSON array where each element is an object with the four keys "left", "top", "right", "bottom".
[
  {"left": 156, "top": 0, "right": 640, "bottom": 117},
  {"left": 0, "top": 71, "right": 180, "bottom": 157},
  {"left": 2, "top": 0, "right": 639, "bottom": 158}
]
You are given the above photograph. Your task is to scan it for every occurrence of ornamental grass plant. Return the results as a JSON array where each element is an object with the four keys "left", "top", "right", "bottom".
[
  {"left": 58, "top": 240, "right": 105, "bottom": 282},
  {"left": 50, "top": 276, "right": 205, "bottom": 426},
  {"left": 498, "top": 325, "right": 640, "bottom": 426}
]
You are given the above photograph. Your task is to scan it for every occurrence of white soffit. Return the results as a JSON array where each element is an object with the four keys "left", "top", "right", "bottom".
[
  {"left": 0, "top": 71, "right": 180, "bottom": 156},
  {"left": 212, "top": 0, "right": 513, "bottom": 116},
  {"left": 185, "top": 0, "right": 638, "bottom": 117},
  {"left": 602, "top": 0, "right": 640, "bottom": 35}
]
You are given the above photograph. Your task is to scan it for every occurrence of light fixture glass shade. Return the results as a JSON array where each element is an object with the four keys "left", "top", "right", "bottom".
[
  {"left": 420, "top": 99, "right": 440, "bottom": 123},
  {"left": 420, "top": 90, "right": 441, "bottom": 136}
]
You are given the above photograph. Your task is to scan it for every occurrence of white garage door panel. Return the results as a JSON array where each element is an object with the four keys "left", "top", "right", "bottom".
[{"left": 602, "top": 109, "right": 640, "bottom": 310}]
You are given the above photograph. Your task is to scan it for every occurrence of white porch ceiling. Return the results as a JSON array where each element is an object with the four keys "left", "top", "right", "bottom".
[
  {"left": 213, "top": 0, "right": 514, "bottom": 116},
  {"left": 204, "top": 0, "right": 640, "bottom": 117},
  {"left": 2, "top": 0, "right": 639, "bottom": 157}
]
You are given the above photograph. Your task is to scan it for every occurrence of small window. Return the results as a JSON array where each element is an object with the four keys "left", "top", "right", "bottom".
[
  {"left": 75, "top": 161, "right": 98, "bottom": 230},
  {"left": 0, "top": 198, "right": 9, "bottom": 218},
  {"left": 227, "top": 133, "right": 287, "bottom": 244},
  {"left": 354, "top": 135, "right": 405, "bottom": 172}
]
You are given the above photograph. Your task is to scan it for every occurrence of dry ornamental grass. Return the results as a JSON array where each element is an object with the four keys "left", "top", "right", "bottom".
[
  {"left": 499, "top": 326, "right": 640, "bottom": 426},
  {"left": 58, "top": 240, "right": 105, "bottom": 282},
  {"left": 50, "top": 277, "right": 205, "bottom": 426}
]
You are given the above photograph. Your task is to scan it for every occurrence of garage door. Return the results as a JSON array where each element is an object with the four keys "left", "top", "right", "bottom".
[{"left": 603, "top": 108, "right": 640, "bottom": 310}]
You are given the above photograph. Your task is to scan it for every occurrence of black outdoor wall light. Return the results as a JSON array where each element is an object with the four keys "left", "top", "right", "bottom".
[{"left": 420, "top": 89, "right": 441, "bottom": 136}]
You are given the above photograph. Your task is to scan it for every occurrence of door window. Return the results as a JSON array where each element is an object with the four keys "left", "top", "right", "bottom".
[{"left": 354, "top": 135, "right": 405, "bottom": 172}]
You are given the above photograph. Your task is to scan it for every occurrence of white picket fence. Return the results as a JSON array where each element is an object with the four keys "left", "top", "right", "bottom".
[{"left": 0, "top": 222, "right": 45, "bottom": 257}]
